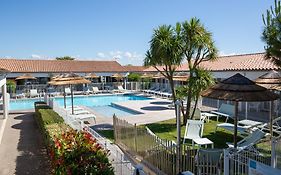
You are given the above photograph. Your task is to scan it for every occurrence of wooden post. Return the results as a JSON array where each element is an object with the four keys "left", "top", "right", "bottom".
[
  {"left": 270, "top": 101, "right": 274, "bottom": 138},
  {"left": 134, "top": 123, "right": 137, "bottom": 152},
  {"left": 71, "top": 84, "right": 74, "bottom": 115},
  {"left": 175, "top": 100, "right": 182, "bottom": 174},
  {"left": 63, "top": 85, "right": 66, "bottom": 108},
  {"left": 234, "top": 100, "right": 239, "bottom": 148}
]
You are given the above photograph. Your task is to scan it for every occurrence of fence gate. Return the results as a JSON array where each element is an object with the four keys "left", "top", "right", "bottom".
[{"left": 224, "top": 148, "right": 271, "bottom": 175}]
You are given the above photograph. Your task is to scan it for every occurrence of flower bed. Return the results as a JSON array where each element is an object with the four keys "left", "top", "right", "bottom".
[{"left": 34, "top": 102, "right": 114, "bottom": 174}]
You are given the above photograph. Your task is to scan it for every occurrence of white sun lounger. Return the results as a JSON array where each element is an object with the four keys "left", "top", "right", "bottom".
[
  {"left": 73, "top": 113, "right": 96, "bottom": 123},
  {"left": 211, "top": 104, "right": 235, "bottom": 122},
  {"left": 227, "top": 129, "right": 265, "bottom": 151},
  {"left": 183, "top": 120, "right": 214, "bottom": 148}
]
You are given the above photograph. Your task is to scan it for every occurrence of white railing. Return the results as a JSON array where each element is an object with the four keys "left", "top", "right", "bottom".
[
  {"left": 83, "top": 123, "right": 136, "bottom": 175},
  {"left": 49, "top": 98, "right": 137, "bottom": 175}
]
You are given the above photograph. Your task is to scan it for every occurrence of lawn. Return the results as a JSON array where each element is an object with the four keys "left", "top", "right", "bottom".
[
  {"left": 145, "top": 118, "right": 239, "bottom": 148},
  {"left": 96, "top": 118, "right": 241, "bottom": 148}
]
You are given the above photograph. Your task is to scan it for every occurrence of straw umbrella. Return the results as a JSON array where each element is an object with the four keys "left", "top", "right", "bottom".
[
  {"left": 15, "top": 73, "right": 36, "bottom": 81},
  {"left": 140, "top": 73, "right": 153, "bottom": 79},
  {"left": 201, "top": 73, "right": 279, "bottom": 148},
  {"left": 112, "top": 73, "right": 124, "bottom": 85},
  {"left": 85, "top": 73, "right": 99, "bottom": 79},
  {"left": 49, "top": 73, "right": 90, "bottom": 114},
  {"left": 255, "top": 70, "right": 281, "bottom": 90},
  {"left": 141, "top": 73, "right": 153, "bottom": 89}
]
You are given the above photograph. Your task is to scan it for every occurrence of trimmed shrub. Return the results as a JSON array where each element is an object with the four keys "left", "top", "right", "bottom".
[{"left": 34, "top": 102, "right": 114, "bottom": 174}]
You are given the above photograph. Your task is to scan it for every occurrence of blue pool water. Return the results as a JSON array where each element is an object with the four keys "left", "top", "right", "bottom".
[
  {"left": 90, "top": 105, "right": 143, "bottom": 117},
  {"left": 9, "top": 94, "right": 150, "bottom": 112}
]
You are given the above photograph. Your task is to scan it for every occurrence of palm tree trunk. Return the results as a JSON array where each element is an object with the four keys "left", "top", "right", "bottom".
[
  {"left": 191, "top": 95, "right": 199, "bottom": 119},
  {"left": 184, "top": 88, "right": 192, "bottom": 124}
]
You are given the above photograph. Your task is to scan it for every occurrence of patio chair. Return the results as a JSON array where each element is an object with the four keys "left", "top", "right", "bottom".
[
  {"left": 15, "top": 90, "right": 26, "bottom": 99},
  {"left": 160, "top": 89, "right": 172, "bottom": 98},
  {"left": 211, "top": 103, "right": 235, "bottom": 122},
  {"left": 183, "top": 120, "right": 204, "bottom": 144},
  {"left": 117, "top": 85, "right": 126, "bottom": 93},
  {"left": 183, "top": 120, "right": 214, "bottom": 148},
  {"left": 227, "top": 129, "right": 266, "bottom": 151},
  {"left": 190, "top": 107, "right": 207, "bottom": 122},
  {"left": 71, "top": 113, "right": 96, "bottom": 123},
  {"left": 30, "top": 89, "right": 39, "bottom": 98},
  {"left": 215, "top": 123, "right": 252, "bottom": 135},
  {"left": 65, "top": 87, "right": 71, "bottom": 95},
  {"left": 257, "top": 117, "right": 281, "bottom": 137},
  {"left": 195, "top": 149, "right": 223, "bottom": 175},
  {"left": 143, "top": 86, "right": 156, "bottom": 94}
]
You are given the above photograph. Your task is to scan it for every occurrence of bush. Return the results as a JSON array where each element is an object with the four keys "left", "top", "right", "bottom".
[
  {"left": 6, "top": 79, "right": 16, "bottom": 94},
  {"left": 127, "top": 73, "right": 141, "bottom": 81},
  {"left": 34, "top": 102, "right": 114, "bottom": 174},
  {"left": 51, "top": 129, "right": 114, "bottom": 175}
]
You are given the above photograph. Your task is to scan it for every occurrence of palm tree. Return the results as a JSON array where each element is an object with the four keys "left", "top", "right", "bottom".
[
  {"left": 180, "top": 18, "right": 218, "bottom": 124},
  {"left": 144, "top": 25, "right": 183, "bottom": 102},
  {"left": 188, "top": 68, "right": 214, "bottom": 118},
  {"left": 262, "top": 0, "right": 281, "bottom": 67}
]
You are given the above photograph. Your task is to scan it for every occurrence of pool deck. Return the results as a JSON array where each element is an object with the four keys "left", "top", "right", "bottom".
[{"left": 86, "top": 97, "right": 176, "bottom": 126}]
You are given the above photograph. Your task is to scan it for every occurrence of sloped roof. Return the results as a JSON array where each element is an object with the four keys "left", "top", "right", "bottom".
[
  {"left": 124, "top": 65, "right": 147, "bottom": 72},
  {"left": 143, "top": 53, "right": 280, "bottom": 72},
  {"left": 0, "top": 59, "right": 126, "bottom": 73}
]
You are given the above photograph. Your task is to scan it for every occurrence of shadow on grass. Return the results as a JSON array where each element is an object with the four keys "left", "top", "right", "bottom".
[
  {"left": 146, "top": 123, "right": 176, "bottom": 134},
  {"left": 96, "top": 130, "right": 114, "bottom": 141},
  {"left": 204, "top": 131, "right": 234, "bottom": 148}
]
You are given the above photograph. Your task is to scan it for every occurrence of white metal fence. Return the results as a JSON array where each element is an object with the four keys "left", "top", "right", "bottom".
[
  {"left": 47, "top": 98, "right": 138, "bottom": 175},
  {"left": 224, "top": 148, "right": 272, "bottom": 175}
]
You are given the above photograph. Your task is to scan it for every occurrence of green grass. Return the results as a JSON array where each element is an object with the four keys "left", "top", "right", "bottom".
[
  {"left": 146, "top": 118, "right": 241, "bottom": 148},
  {"left": 97, "top": 130, "right": 114, "bottom": 142}
]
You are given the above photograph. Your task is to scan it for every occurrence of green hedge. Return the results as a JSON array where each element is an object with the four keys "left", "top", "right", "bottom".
[
  {"left": 34, "top": 102, "right": 114, "bottom": 174},
  {"left": 34, "top": 101, "right": 69, "bottom": 146}
]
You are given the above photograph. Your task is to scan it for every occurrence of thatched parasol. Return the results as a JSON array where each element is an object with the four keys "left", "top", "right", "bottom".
[
  {"left": 201, "top": 73, "right": 278, "bottom": 148},
  {"left": 173, "top": 75, "right": 189, "bottom": 82},
  {"left": 85, "top": 73, "right": 99, "bottom": 79},
  {"left": 153, "top": 72, "right": 163, "bottom": 79},
  {"left": 15, "top": 73, "right": 36, "bottom": 80},
  {"left": 140, "top": 73, "right": 153, "bottom": 78},
  {"left": 112, "top": 73, "right": 124, "bottom": 79},
  {"left": 49, "top": 73, "right": 90, "bottom": 114},
  {"left": 255, "top": 70, "right": 281, "bottom": 90}
]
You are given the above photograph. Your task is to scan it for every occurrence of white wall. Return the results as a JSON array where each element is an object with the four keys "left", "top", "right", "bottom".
[
  {"left": 6, "top": 72, "right": 128, "bottom": 78},
  {"left": 212, "top": 71, "right": 270, "bottom": 80}
]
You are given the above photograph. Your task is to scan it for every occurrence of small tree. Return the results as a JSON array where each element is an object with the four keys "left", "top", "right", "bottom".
[
  {"left": 56, "top": 56, "right": 75, "bottom": 60},
  {"left": 127, "top": 73, "right": 141, "bottom": 82},
  {"left": 188, "top": 68, "right": 214, "bottom": 118},
  {"left": 144, "top": 24, "right": 183, "bottom": 102},
  {"left": 262, "top": 0, "right": 281, "bottom": 67},
  {"left": 6, "top": 80, "right": 16, "bottom": 94},
  {"left": 180, "top": 18, "right": 218, "bottom": 124}
]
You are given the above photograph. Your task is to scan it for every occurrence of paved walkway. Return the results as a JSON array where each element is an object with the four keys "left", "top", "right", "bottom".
[{"left": 0, "top": 113, "right": 50, "bottom": 175}]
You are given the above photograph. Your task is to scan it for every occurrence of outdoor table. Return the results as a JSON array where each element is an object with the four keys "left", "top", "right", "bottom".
[
  {"left": 201, "top": 112, "right": 218, "bottom": 122},
  {"left": 192, "top": 138, "right": 214, "bottom": 148},
  {"left": 238, "top": 119, "right": 263, "bottom": 127}
]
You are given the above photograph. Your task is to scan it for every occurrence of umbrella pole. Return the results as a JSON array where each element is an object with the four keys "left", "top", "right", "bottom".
[
  {"left": 270, "top": 101, "right": 274, "bottom": 139},
  {"left": 234, "top": 100, "right": 239, "bottom": 148},
  {"left": 71, "top": 85, "right": 74, "bottom": 115},
  {"left": 63, "top": 86, "right": 66, "bottom": 108}
]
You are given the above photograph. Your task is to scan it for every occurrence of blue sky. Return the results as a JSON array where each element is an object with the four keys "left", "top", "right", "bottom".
[{"left": 0, "top": 0, "right": 274, "bottom": 65}]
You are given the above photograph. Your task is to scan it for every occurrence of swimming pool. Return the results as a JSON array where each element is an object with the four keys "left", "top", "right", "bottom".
[
  {"left": 90, "top": 105, "right": 143, "bottom": 117},
  {"left": 9, "top": 94, "right": 150, "bottom": 111}
]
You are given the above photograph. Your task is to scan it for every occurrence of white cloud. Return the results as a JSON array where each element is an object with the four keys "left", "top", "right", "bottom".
[
  {"left": 219, "top": 51, "right": 237, "bottom": 56},
  {"left": 31, "top": 54, "right": 42, "bottom": 59},
  {"left": 97, "top": 52, "right": 106, "bottom": 58}
]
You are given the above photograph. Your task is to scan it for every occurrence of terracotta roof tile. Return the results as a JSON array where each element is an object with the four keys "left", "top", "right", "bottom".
[
  {"left": 124, "top": 65, "right": 147, "bottom": 72},
  {"left": 143, "top": 53, "right": 280, "bottom": 72},
  {"left": 0, "top": 59, "right": 126, "bottom": 73}
]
